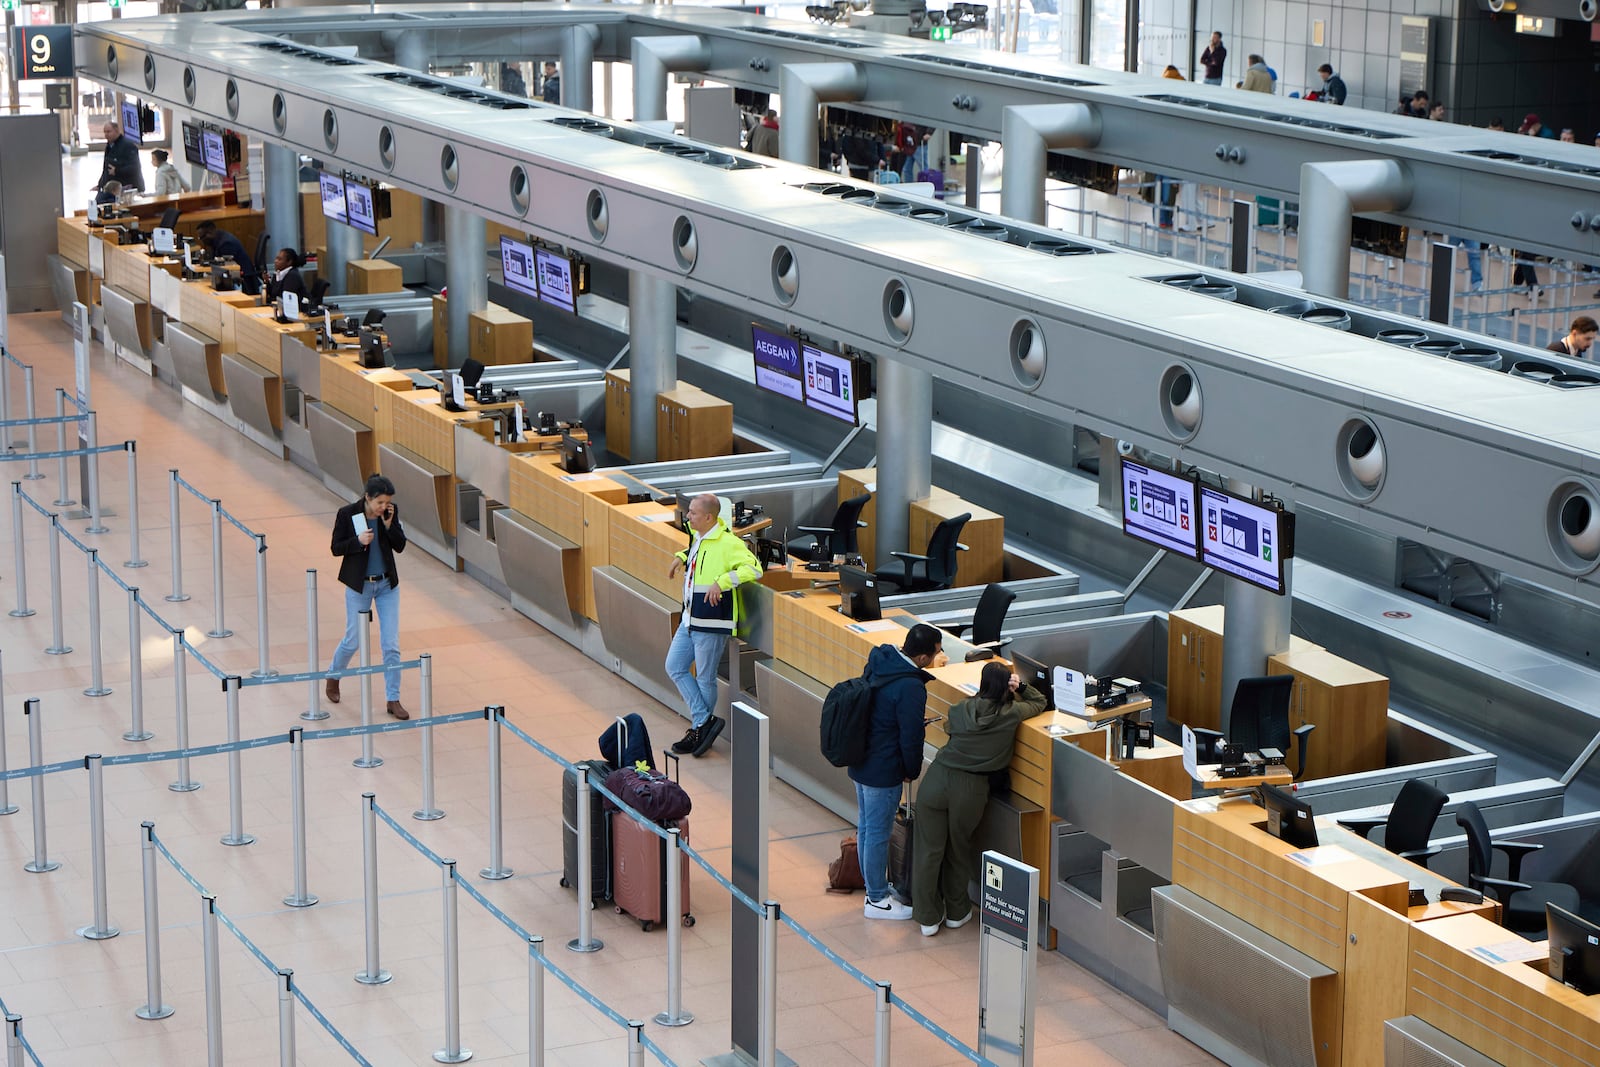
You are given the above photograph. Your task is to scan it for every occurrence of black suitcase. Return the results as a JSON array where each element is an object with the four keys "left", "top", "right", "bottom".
[
  {"left": 560, "top": 759, "right": 614, "bottom": 901},
  {"left": 886, "top": 783, "right": 914, "bottom": 902}
]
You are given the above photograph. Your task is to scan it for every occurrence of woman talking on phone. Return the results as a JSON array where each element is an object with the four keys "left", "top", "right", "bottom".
[{"left": 326, "top": 474, "right": 409, "bottom": 719}]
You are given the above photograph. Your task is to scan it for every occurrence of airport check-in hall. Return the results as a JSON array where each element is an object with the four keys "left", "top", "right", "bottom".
[{"left": 4, "top": 1, "right": 1600, "bottom": 1064}]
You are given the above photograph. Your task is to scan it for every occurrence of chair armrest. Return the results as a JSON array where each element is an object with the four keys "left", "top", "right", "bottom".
[
  {"left": 940, "top": 622, "right": 973, "bottom": 638},
  {"left": 1490, "top": 838, "right": 1543, "bottom": 883},
  {"left": 891, "top": 550, "right": 930, "bottom": 566},
  {"left": 1474, "top": 873, "right": 1534, "bottom": 905},
  {"left": 1190, "top": 727, "right": 1223, "bottom": 763},
  {"left": 1395, "top": 845, "right": 1442, "bottom": 869},
  {"left": 1336, "top": 816, "right": 1387, "bottom": 841},
  {"left": 956, "top": 542, "right": 969, "bottom": 552},
  {"left": 795, "top": 525, "right": 832, "bottom": 536}
]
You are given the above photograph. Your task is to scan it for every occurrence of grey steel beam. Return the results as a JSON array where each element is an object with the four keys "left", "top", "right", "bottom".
[
  {"left": 1299, "top": 160, "right": 1414, "bottom": 301},
  {"left": 631, "top": 35, "right": 709, "bottom": 124},
  {"left": 778, "top": 62, "right": 866, "bottom": 167},
  {"left": 999, "top": 103, "right": 1101, "bottom": 225}
]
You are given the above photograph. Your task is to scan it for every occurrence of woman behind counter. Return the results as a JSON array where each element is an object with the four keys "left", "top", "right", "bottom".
[{"left": 913, "top": 660, "right": 1046, "bottom": 935}]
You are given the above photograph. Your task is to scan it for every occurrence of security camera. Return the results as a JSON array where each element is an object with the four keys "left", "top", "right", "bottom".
[{"left": 1116, "top": 439, "right": 1135, "bottom": 457}]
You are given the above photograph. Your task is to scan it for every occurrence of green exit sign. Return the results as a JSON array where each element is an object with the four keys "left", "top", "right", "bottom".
[{"left": 930, "top": 25, "right": 952, "bottom": 41}]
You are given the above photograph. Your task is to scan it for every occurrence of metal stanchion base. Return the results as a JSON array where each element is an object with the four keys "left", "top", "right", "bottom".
[
  {"left": 300, "top": 708, "right": 330, "bottom": 722},
  {"left": 76, "top": 924, "right": 121, "bottom": 941},
  {"left": 122, "top": 729, "right": 154, "bottom": 742},
  {"left": 654, "top": 1010, "right": 695, "bottom": 1028},
  {"left": 413, "top": 808, "right": 445, "bottom": 822},
  {"left": 283, "top": 893, "right": 319, "bottom": 908},
  {"left": 135, "top": 1004, "right": 175, "bottom": 1021},
  {"left": 84, "top": 524, "right": 109, "bottom": 535},
  {"left": 0, "top": 805, "right": 17, "bottom": 816},
  {"left": 22, "top": 473, "right": 45, "bottom": 481},
  {"left": 126, "top": 559, "right": 149, "bottom": 569},
  {"left": 8, "top": 608, "right": 36, "bottom": 618},
  {"left": 479, "top": 866, "right": 513, "bottom": 881},
  {"left": 352, "top": 756, "right": 384, "bottom": 769},
  {"left": 220, "top": 832, "right": 257, "bottom": 847},
  {"left": 163, "top": 594, "right": 191, "bottom": 603},
  {"left": 207, "top": 628, "right": 234, "bottom": 639},
  {"left": 65, "top": 507, "right": 115, "bottom": 521},
  {"left": 355, "top": 970, "right": 393, "bottom": 986},
  {"left": 169, "top": 780, "right": 202, "bottom": 793},
  {"left": 432, "top": 1047, "right": 472, "bottom": 1064},
  {"left": 250, "top": 667, "right": 280, "bottom": 679},
  {"left": 84, "top": 685, "right": 113, "bottom": 697},
  {"left": 44, "top": 645, "right": 73, "bottom": 655},
  {"left": 566, "top": 937, "right": 604, "bottom": 954},
  {"left": 52, "top": 496, "right": 76, "bottom": 508},
  {"left": 702, "top": 1050, "right": 796, "bottom": 1067},
  {"left": 23, "top": 860, "right": 61, "bottom": 873}
]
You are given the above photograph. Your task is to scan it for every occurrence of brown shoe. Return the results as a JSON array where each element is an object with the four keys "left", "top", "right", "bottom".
[
  {"left": 386, "top": 700, "right": 410, "bottom": 720},
  {"left": 325, "top": 678, "right": 340, "bottom": 704}
]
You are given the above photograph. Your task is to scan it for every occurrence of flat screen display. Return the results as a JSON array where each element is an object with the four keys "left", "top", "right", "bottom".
[
  {"left": 750, "top": 324, "right": 804, "bottom": 403},
  {"left": 499, "top": 235, "right": 538, "bottom": 299},
  {"left": 1120, "top": 458, "right": 1198, "bottom": 559},
  {"left": 802, "top": 345, "right": 857, "bottom": 423},
  {"left": 201, "top": 130, "right": 228, "bottom": 177},
  {"left": 344, "top": 182, "right": 378, "bottom": 236},
  {"left": 181, "top": 122, "right": 204, "bottom": 167},
  {"left": 535, "top": 247, "right": 576, "bottom": 313},
  {"left": 318, "top": 172, "right": 347, "bottom": 225},
  {"left": 1199, "top": 485, "right": 1289, "bottom": 595},
  {"left": 120, "top": 99, "right": 142, "bottom": 145}
]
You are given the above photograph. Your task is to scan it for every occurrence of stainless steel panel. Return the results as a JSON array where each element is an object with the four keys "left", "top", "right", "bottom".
[
  {"left": 1051, "top": 738, "right": 1174, "bottom": 880},
  {"left": 281, "top": 335, "right": 322, "bottom": 396},
  {"left": 150, "top": 339, "right": 175, "bottom": 385},
  {"left": 166, "top": 321, "right": 223, "bottom": 400},
  {"left": 455, "top": 485, "right": 504, "bottom": 588},
  {"left": 47, "top": 255, "right": 80, "bottom": 320},
  {"left": 1383, "top": 1017, "right": 1505, "bottom": 1067},
  {"left": 0, "top": 114, "right": 64, "bottom": 312},
  {"left": 754, "top": 658, "right": 856, "bottom": 824},
  {"left": 453, "top": 423, "right": 511, "bottom": 503},
  {"left": 101, "top": 285, "right": 151, "bottom": 360},
  {"left": 306, "top": 401, "right": 371, "bottom": 501},
  {"left": 591, "top": 565, "right": 682, "bottom": 708},
  {"left": 220, "top": 353, "right": 280, "bottom": 441},
  {"left": 377, "top": 443, "right": 453, "bottom": 559},
  {"left": 491, "top": 507, "right": 580, "bottom": 637}
]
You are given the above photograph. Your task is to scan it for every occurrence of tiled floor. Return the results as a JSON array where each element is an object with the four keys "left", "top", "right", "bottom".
[{"left": 0, "top": 309, "right": 1218, "bottom": 1064}]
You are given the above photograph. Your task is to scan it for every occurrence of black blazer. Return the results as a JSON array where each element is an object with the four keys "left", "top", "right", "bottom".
[
  {"left": 267, "top": 268, "right": 309, "bottom": 302},
  {"left": 331, "top": 498, "right": 407, "bottom": 593}
]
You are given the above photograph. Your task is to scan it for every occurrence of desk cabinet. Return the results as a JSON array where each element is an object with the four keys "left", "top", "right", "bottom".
[
  {"left": 1167, "top": 606, "right": 1226, "bottom": 728},
  {"left": 470, "top": 306, "right": 533, "bottom": 366},
  {"left": 605, "top": 370, "right": 631, "bottom": 460},
  {"left": 432, "top": 294, "right": 449, "bottom": 368},
  {"left": 345, "top": 259, "right": 403, "bottom": 295},
  {"left": 1267, "top": 647, "right": 1388, "bottom": 780},
  {"left": 656, "top": 385, "right": 731, "bottom": 461}
]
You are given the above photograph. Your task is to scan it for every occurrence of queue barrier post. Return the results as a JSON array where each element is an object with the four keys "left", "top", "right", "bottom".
[
  {"left": 51, "top": 389, "right": 74, "bottom": 508},
  {"left": 123, "top": 587, "right": 152, "bottom": 741},
  {"left": 84, "top": 410, "right": 106, "bottom": 533},
  {"left": 283, "top": 728, "right": 317, "bottom": 907},
  {"left": 433, "top": 860, "right": 472, "bottom": 1064},
  {"left": 277, "top": 968, "right": 296, "bottom": 1067},
  {"left": 135, "top": 821, "right": 174, "bottom": 1020},
  {"left": 353, "top": 610, "right": 381, "bottom": 768},
  {"left": 84, "top": 548, "right": 111, "bottom": 697},
  {"left": 202, "top": 894, "right": 223, "bottom": 1067},
  {"left": 480, "top": 707, "right": 511, "bottom": 880},
  {"left": 528, "top": 936, "right": 545, "bottom": 1067},
  {"left": 251, "top": 533, "right": 275, "bottom": 678},
  {"left": 169, "top": 629, "right": 200, "bottom": 793},
  {"left": 21, "top": 365, "right": 40, "bottom": 481},
  {"left": 9, "top": 482, "right": 34, "bottom": 618},
  {"left": 220, "top": 676, "right": 254, "bottom": 846},
  {"left": 301, "top": 570, "right": 327, "bottom": 721},
  {"left": 0, "top": 653, "right": 15, "bottom": 816},
  {"left": 414, "top": 652, "right": 442, "bottom": 820},
  {"left": 44, "top": 514, "right": 70, "bottom": 656},
  {"left": 206, "top": 499, "right": 231, "bottom": 638},
  {"left": 653, "top": 827, "right": 693, "bottom": 1028},
  {"left": 354, "top": 793, "right": 392, "bottom": 986},
  {"left": 566, "top": 768, "right": 603, "bottom": 954},
  {"left": 125, "top": 441, "right": 146, "bottom": 567},
  {"left": 165, "top": 470, "right": 189, "bottom": 603},
  {"left": 21, "top": 699, "right": 57, "bottom": 874},
  {"left": 76, "top": 753, "right": 119, "bottom": 940}
]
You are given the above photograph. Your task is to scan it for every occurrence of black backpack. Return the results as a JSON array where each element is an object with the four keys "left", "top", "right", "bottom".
[{"left": 820, "top": 672, "right": 885, "bottom": 768}]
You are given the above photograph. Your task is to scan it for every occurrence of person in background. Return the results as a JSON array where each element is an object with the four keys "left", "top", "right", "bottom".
[
  {"left": 1315, "top": 64, "right": 1346, "bottom": 105},
  {"left": 1199, "top": 31, "right": 1226, "bottom": 85},
  {"left": 98, "top": 120, "right": 145, "bottom": 193},
  {"left": 1559, "top": 128, "right": 1576, "bottom": 143},
  {"left": 1430, "top": 102, "right": 1447, "bottom": 122},
  {"left": 195, "top": 221, "right": 259, "bottom": 295},
  {"left": 500, "top": 62, "right": 527, "bottom": 97},
  {"left": 665, "top": 494, "right": 761, "bottom": 759},
  {"left": 95, "top": 180, "right": 122, "bottom": 207},
  {"left": 326, "top": 474, "right": 409, "bottom": 720},
  {"left": 541, "top": 61, "right": 561, "bottom": 104},
  {"left": 873, "top": 159, "right": 901, "bottom": 184},
  {"left": 748, "top": 108, "right": 780, "bottom": 157},
  {"left": 912, "top": 661, "right": 1045, "bottom": 936},
  {"left": 1547, "top": 316, "right": 1597, "bottom": 359},
  {"left": 852, "top": 623, "right": 944, "bottom": 921},
  {"left": 1409, "top": 91, "right": 1431, "bottom": 118},
  {"left": 1488, "top": 117, "right": 1506, "bottom": 132},
  {"left": 1242, "top": 55, "right": 1273, "bottom": 93},
  {"left": 1520, "top": 113, "right": 1555, "bottom": 138},
  {"left": 265, "top": 248, "right": 309, "bottom": 302},
  {"left": 150, "top": 149, "right": 189, "bottom": 196}
]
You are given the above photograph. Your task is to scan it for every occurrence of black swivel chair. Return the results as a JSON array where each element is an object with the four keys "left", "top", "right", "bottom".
[
  {"left": 941, "top": 583, "right": 1016, "bottom": 652},
  {"left": 874, "top": 512, "right": 970, "bottom": 593},
  {"left": 787, "top": 493, "right": 871, "bottom": 563},
  {"left": 1193, "top": 674, "right": 1314, "bottom": 781},
  {"left": 253, "top": 231, "right": 271, "bottom": 283},
  {"left": 307, "top": 278, "right": 331, "bottom": 310},
  {"left": 1337, "top": 778, "right": 1449, "bottom": 868},
  {"left": 1456, "top": 800, "right": 1582, "bottom": 935}
]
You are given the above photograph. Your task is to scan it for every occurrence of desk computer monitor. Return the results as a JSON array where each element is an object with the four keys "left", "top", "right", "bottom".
[
  {"left": 459, "top": 357, "right": 486, "bottom": 391},
  {"left": 1260, "top": 784, "right": 1319, "bottom": 849},
  {"left": 1011, "top": 652, "right": 1055, "bottom": 710},
  {"left": 158, "top": 206, "right": 180, "bottom": 231},
  {"left": 181, "top": 121, "right": 205, "bottom": 167},
  {"left": 559, "top": 433, "right": 595, "bottom": 475},
  {"left": 120, "top": 99, "right": 143, "bottom": 146},
  {"left": 201, "top": 130, "right": 228, "bottom": 177},
  {"left": 345, "top": 182, "right": 379, "bottom": 237},
  {"left": 837, "top": 565, "right": 882, "bottom": 622},
  {"left": 1548, "top": 904, "right": 1600, "bottom": 995},
  {"left": 319, "top": 172, "right": 348, "bottom": 225},
  {"left": 1199, "top": 484, "right": 1294, "bottom": 596}
]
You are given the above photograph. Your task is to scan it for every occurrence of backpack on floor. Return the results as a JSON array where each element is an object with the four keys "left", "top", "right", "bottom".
[{"left": 827, "top": 836, "right": 865, "bottom": 893}]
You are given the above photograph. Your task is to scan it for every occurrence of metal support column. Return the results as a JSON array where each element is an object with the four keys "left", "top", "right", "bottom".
[
  {"left": 778, "top": 62, "right": 866, "bottom": 167},
  {"left": 263, "top": 143, "right": 302, "bottom": 263},
  {"left": 560, "top": 24, "right": 598, "bottom": 111},
  {"left": 872, "top": 358, "right": 933, "bottom": 565},
  {"left": 443, "top": 205, "right": 488, "bottom": 367},
  {"left": 323, "top": 218, "right": 364, "bottom": 297},
  {"left": 626, "top": 271, "right": 677, "bottom": 462},
  {"left": 1217, "top": 481, "right": 1294, "bottom": 735}
]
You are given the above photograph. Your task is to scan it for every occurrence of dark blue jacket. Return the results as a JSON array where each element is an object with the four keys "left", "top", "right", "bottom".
[{"left": 848, "top": 644, "right": 933, "bottom": 789}]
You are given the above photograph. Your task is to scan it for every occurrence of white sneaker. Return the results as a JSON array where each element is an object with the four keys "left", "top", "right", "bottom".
[
  {"left": 864, "top": 897, "right": 913, "bottom": 921},
  {"left": 919, "top": 922, "right": 940, "bottom": 937},
  {"left": 944, "top": 911, "right": 974, "bottom": 930}
]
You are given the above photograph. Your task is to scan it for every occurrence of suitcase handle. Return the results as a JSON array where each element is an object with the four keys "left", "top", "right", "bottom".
[{"left": 663, "top": 749, "right": 681, "bottom": 782}]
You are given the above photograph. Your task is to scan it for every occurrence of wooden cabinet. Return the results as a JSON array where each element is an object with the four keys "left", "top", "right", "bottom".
[
  {"left": 469, "top": 305, "right": 533, "bottom": 366},
  {"left": 431, "top": 294, "right": 449, "bottom": 368},
  {"left": 1267, "top": 647, "right": 1389, "bottom": 780},
  {"left": 1167, "top": 605, "right": 1227, "bottom": 728},
  {"left": 655, "top": 385, "right": 732, "bottom": 461},
  {"left": 838, "top": 469, "right": 878, "bottom": 569},
  {"left": 345, "top": 258, "right": 403, "bottom": 295},
  {"left": 909, "top": 494, "right": 1004, "bottom": 587},
  {"left": 605, "top": 369, "right": 631, "bottom": 460}
]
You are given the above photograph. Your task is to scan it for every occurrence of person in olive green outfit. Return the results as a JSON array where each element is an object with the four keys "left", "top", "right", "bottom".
[{"left": 913, "top": 661, "right": 1046, "bottom": 934}]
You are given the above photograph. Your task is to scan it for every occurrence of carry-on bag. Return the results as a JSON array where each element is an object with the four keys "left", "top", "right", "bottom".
[
  {"left": 886, "top": 781, "right": 915, "bottom": 902},
  {"left": 560, "top": 759, "right": 614, "bottom": 901},
  {"left": 610, "top": 751, "right": 695, "bottom": 930}
]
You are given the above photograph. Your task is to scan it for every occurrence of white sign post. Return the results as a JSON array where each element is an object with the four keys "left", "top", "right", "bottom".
[
  {"left": 977, "top": 850, "right": 1039, "bottom": 1067},
  {"left": 0, "top": 253, "right": 9, "bottom": 349}
]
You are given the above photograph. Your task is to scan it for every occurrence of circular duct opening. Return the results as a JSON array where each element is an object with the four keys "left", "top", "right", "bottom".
[
  {"left": 271, "top": 94, "right": 288, "bottom": 135},
  {"left": 1336, "top": 417, "right": 1386, "bottom": 499},
  {"left": 585, "top": 189, "right": 609, "bottom": 242},
  {"left": 1581, "top": 0, "right": 1598, "bottom": 21},
  {"left": 881, "top": 278, "right": 914, "bottom": 344},
  {"left": 672, "top": 216, "right": 698, "bottom": 273},
  {"left": 1511, "top": 360, "right": 1559, "bottom": 382},
  {"left": 771, "top": 245, "right": 798, "bottom": 305},
  {"left": 377, "top": 126, "right": 396, "bottom": 171},
  {"left": 508, "top": 166, "right": 530, "bottom": 217},
  {"left": 1009, "top": 319, "right": 1047, "bottom": 390},
  {"left": 225, "top": 80, "right": 240, "bottom": 120},
  {"left": 1300, "top": 307, "right": 1352, "bottom": 330},
  {"left": 440, "top": 144, "right": 460, "bottom": 191},
  {"left": 322, "top": 109, "right": 338, "bottom": 151},
  {"left": 143, "top": 55, "right": 157, "bottom": 92},
  {"left": 1159, "top": 364, "right": 1203, "bottom": 440},
  {"left": 1376, "top": 329, "right": 1429, "bottom": 346},
  {"left": 1413, "top": 339, "right": 1462, "bottom": 357},
  {"left": 1163, "top": 274, "right": 1207, "bottom": 290},
  {"left": 1551, "top": 374, "right": 1600, "bottom": 389},
  {"left": 1449, "top": 348, "right": 1503, "bottom": 370},
  {"left": 1548, "top": 481, "right": 1600, "bottom": 571},
  {"left": 106, "top": 46, "right": 118, "bottom": 82},
  {"left": 183, "top": 67, "right": 197, "bottom": 105},
  {"left": 1192, "top": 283, "right": 1238, "bottom": 301}
]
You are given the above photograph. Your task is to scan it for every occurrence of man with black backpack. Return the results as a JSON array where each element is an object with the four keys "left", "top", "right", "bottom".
[{"left": 850, "top": 623, "right": 943, "bottom": 921}]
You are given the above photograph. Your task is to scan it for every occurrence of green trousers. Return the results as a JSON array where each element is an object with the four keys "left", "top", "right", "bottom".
[{"left": 911, "top": 761, "right": 991, "bottom": 927}]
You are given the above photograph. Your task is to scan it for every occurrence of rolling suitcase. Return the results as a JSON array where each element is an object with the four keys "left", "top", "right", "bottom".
[
  {"left": 560, "top": 760, "right": 613, "bottom": 901},
  {"left": 886, "top": 781, "right": 914, "bottom": 902},
  {"left": 610, "top": 751, "right": 695, "bottom": 931}
]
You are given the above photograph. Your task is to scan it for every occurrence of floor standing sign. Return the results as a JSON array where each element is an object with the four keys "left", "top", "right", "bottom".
[
  {"left": 978, "top": 850, "right": 1038, "bottom": 1067},
  {"left": 0, "top": 254, "right": 8, "bottom": 348},
  {"left": 72, "top": 301, "right": 91, "bottom": 511}
]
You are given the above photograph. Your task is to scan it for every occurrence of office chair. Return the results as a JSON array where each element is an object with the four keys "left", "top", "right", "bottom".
[
  {"left": 874, "top": 512, "right": 970, "bottom": 593},
  {"left": 253, "top": 231, "right": 271, "bottom": 277},
  {"left": 941, "top": 583, "right": 1016, "bottom": 652},
  {"left": 787, "top": 493, "right": 871, "bottom": 563},
  {"left": 308, "top": 278, "right": 331, "bottom": 310},
  {"left": 1337, "top": 778, "right": 1449, "bottom": 867},
  {"left": 1456, "top": 800, "right": 1581, "bottom": 934},
  {"left": 1192, "top": 675, "right": 1314, "bottom": 780}
]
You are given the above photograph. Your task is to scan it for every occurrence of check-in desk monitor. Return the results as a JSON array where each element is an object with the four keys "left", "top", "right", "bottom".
[
  {"left": 1199, "top": 485, "right": 1293, "bottom": 595},
  {"left": 837, "top": 565, "right": 882, "bottom": 622},
  {"left": 1260, "top": 783, "right": 1319, "bottom": 849},
  {"left": 1549, "top": 903, "right": 1600, "bottom": 995},
  {"left": 1120, "top": 458, "right": 1198, "bottom": 558},
  {"left": 750, "top": 323, "right": 804, "bottom": 404}
]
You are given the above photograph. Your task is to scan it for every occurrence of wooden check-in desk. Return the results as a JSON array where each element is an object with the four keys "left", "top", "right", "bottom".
[
  {"left": 837, "top": 469, "right": 1004, "bottom": 584},
  {"left": 507, "top": 452, "right": 630, "bottom": 619}
]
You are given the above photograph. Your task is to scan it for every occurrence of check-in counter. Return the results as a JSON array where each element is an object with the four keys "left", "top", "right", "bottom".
[
  {"left": 506, "top": 453, "right": 630, "bottom": 621},
  {"left": 452, "top": 422, "right": 569, "bottom": 584},
  {"left": 307, "top": 401, "right": 376, "bottom": 500},
  {"left": 377, "top": 442, "right": 454, "bottom": 564},
  {"left": 166, "top": 320, "right": 227, "bottom": 401},
  {"left": 101, "top": 285, "right": 153, "bottom": 364},
  {"left": 836, "top": 468, "right": 1003, "bottom": 582},
  {"left": 220, "top": 353, "right": 284, "bottom": 448}
]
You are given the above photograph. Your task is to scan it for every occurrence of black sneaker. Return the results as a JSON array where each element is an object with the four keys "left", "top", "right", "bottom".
[
  {"left": 691, "top": 716, "right": 725, "bottom": 757},
  {"left": 670, "top": 727, "right": 699, "bottom": 755}
]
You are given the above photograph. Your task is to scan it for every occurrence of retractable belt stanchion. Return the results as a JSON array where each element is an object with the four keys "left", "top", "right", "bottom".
[
  {"left": 207, "top": 499, "right": 231, "bottom": 638},
  {"left": 251, "top": 533, "right": 275, "bottom": 677},
  {"left": 22, "top": 699, "right": 57, "bottom": 874},
  {"left": 301, "top": 570, "right": 327, "bottom": 721},
  {"left": 220, "top": 676, "right": 254, "bottom": 846},
  {"left": 353, "top": 610, "right": 381, "bottom": 768},
  {"left": 627, "top": 1022, "right": 644, "bottom": 1067},
  {"left": 567, "top": 768, "right": 603, "bottom": 954},
  {"left": 277, "top": 968, "right": 296, "bottom": 1067},
  {"left": 480, "top": 707, "right": 511, "bottom": 880},
  {"left": 0, "top": 654, "right": 15, "bottom": 817},
  {"left": 51, "top": 390, "right": 74, "bottom": 507},
  {"left": 528, "top": 936, "right": 545, "bottom": 1067},
  {"left": 414, "top": 653, "right": 443, "bottom": 820},
  {"left": 202, "top": 893, "right": 223, "bottom": 1067},
  {"left": 84, "top": 411, "right": 106, "bottom": 534},
  {"left": 165, "top": 470, "right": 189, "bottom": 603},
  {"left": 354, "top": 793, "right": 392, "bottom": 985},
  {"left": 125, "top": 441, "right": 146, "bottom": 567},
  {"left": 283, "top": 728, "right": 317, "bottom": 907},
  {"left": 76, "top": 753, "right": 120, "bottom": 940},
  {"left": 655, "top": 827, "right": 693, "bottom": 1027},
  {"left": 873, "top": 981, "right": 891, "bottom": 1067},
  {"left": 44, "top": 514, "right": 71, "bottom": 655},
  {"left": 762, "top": 901, "right": 780, "bottom": 1067},
  {"left": 84, "top": 548, "right": 111, "bottom": 696},
  {"left": 9, "top": 483, "right": 33, "bottom": 618},
  {"left": 124, "top": 588, "right": 152, "bottom": 741},
  {"left": 5, "top": 1013, "right": 23, "bottom": 1067},
  {"left": 169, "top": 630, "right": 200, "bottom": 792},
  {"left": 21, "top": 365, "right": 41, "bottom": 481},
  {"left": 0, "top": 354, "right": 11, "bottom": 454},
  {"left": 434, "top": 860, "right": 472, "bottom": 1064},
  {"left": 135, "top": 821, "right": 174, "bottom": 1020}
]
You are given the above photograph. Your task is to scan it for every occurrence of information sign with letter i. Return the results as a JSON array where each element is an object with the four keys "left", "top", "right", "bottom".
[{"left": 978, "top": 850, "right": 1038, "bottom": 1066}]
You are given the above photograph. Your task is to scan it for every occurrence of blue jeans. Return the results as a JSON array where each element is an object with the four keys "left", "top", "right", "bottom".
[
  {"left": 1203, "top": 76, "right": 1222, "bottom": 86},
  {"left": 1156, "top": 176, "right": 1175, "bottom": 227},
  {"left": 1448, "top": 235, "right": 1483, "bottom": 287},
  {"left": 855, "top": 781, "right": 901, "bottom": 902},
  {"left": 330, "top": 579, "right": 401, "bottom": 701},
  {"left": 665, "top": 619, "right": 726, "bottom": 729}
]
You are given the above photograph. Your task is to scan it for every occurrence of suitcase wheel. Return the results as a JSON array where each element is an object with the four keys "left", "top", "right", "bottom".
[
  {"left": 641, "top": 919, "right": 655, "bottom": 932},
  {"left": 559, "top": 877, "right": 570, "bottom": 888},
  {"left": 683, "top": 914, "right": 695, "bottom": 928}
]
